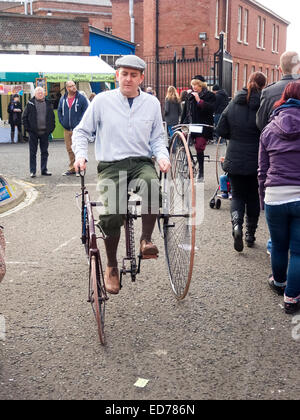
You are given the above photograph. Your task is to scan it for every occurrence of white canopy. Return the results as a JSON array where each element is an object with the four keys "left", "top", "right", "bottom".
[{"left": 0, "top": 54, "right": 116, "bottom": 82}]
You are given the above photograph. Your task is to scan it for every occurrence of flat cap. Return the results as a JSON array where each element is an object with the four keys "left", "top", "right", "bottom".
[{"left": 115, "top": 55, "right": 146, "bottom": 71}]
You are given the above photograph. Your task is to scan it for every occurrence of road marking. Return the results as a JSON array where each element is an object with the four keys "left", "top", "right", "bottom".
[
  {"left": 53, "top": 236, "right": 77, "bottom": 252},
  {"left": 21, "top": 181, "right": 46, "bottom": 187}
]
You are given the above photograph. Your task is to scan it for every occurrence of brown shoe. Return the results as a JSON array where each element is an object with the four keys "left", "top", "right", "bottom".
[
  {"left": 104, "top": 266, "right": 120, "bottom": 294},
  {"left": 140, "top": 240, "right": 159, "bottom": 259}
]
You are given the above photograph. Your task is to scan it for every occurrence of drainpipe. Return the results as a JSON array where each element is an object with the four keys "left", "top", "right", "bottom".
[
  {"left": 129, "top": 0, "right": 135, "bottom": 44},
  {"left": 155, "top": 0, "right": 159, "bottom": 99}
]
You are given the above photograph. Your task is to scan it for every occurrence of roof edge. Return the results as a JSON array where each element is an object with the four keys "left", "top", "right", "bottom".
[
  {"left": 89, "top": 25, "right": 135, "bottom": 46},
  {"left": 246, "top": 0, "right": 290, "bottom": 25}
]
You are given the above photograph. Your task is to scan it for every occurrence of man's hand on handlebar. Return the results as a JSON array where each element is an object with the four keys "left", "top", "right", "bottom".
[
  {"left": 74, "top": 158, "right": 87, "bottom": 174},
  {"left": 158, "top": 158, "right": 171, "bottom": 173}
]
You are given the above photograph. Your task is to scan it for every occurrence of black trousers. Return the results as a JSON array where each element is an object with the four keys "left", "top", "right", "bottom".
[
  {"left": 10, "top": 123, "right": 22, "bottom": 141},
  {"left": 228, "top": 174, "right": 260, "bottom": 224},
  {"left": 29, "top": 132, "right": 49, "bottom": 174}
]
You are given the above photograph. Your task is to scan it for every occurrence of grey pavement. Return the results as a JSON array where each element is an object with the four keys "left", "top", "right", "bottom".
[{"left": 0, "top": 140, "right": 299, "bottom": 400}]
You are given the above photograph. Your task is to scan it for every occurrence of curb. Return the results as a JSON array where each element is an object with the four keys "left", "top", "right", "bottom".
[{"left": 0, "top": 178, "right": 26, "bottom": 214}]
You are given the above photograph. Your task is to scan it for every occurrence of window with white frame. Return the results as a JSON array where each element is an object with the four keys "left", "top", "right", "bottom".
[
  {"left": 237, "top": 6, "right": 243, "bottom": 42},
  {"left": 251, "top": 65, "right": 255, "bottom": 74},
  {"left": 257, "top": 16, "right": 261, "bottom": 48},
  {"left": 243, "top": 9, "right": 248, "bottom": 44},
  {"left": 243, "top": 64, "right": 248, "bottom": 87},
  {"left": 272, "top": 24, "right": 275, "bottom": 51},
  {"left": 104, "top": 27, "right": 112, "bottom": 34},
  {"left": 261, "top": 18, "right": 266, "bottom": 49},
  {"left": 234, "top": 63, "right": 239, "bottom": 93},
  {"left": 272, "top": 24, "right": 279, "bottom": 53},
  {"left": 275, "top": 25, "right": 279, "bottom": 52}
]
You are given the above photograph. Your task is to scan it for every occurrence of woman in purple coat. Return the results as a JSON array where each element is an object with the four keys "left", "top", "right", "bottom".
[{"left": 258, "top": 81, "right": 300, "bottom": 314}]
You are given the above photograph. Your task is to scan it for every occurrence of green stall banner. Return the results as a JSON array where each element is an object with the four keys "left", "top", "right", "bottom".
[
  {"left": 43, "top": 74, "right": 69, "bottom": 82},
  {"left": 91, "top": 73, "right": 115, "bottom": 82},
  {"left": 44, "top": 73, "right": 115, "bottom": 82}
]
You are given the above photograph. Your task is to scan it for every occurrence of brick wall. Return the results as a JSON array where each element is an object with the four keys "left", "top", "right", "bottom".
[
  {"left": 0, "top": 13, "right": 89, "bottom": 49},
  {"left": 112, "top": 0, "right": 288, "bottom": 92},
  {"left": 4, "top": 0, "right": 112, "bottom": 31},
  {"left": 228, "top": 0, "right": 287, "bottom": 90}
]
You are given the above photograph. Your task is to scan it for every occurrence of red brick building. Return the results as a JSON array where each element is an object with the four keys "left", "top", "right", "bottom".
[
  {"left": 112, "top": 0, "right": 289, "bottom": 93},
  {"left": 0, "top": 0, "right": 112, "bottom": 32},
  {"left": 0, "top": 12, "right": 90, "bottom": 55}
]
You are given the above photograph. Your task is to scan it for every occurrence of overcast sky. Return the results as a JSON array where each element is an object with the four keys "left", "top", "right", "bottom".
[{"left": 258, "top": 0, "right": 299, "bottom": 52}]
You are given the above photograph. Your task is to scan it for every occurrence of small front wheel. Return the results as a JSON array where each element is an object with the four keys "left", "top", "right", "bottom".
[{"left": 209, "top": 198, "right": 215, "bottom": 209}]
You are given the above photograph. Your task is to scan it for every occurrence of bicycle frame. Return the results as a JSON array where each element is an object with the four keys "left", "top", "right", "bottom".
[
  {"left": 80, "top": 174, "right": 105, "bottom": 255},
  {"left": 120, "top": 193, "right": 143, "bottom": 288}
]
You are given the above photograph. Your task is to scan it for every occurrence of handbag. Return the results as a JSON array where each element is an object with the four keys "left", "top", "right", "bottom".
[{"left": 0, "top": 225, "right": 6, "bottom": 283}]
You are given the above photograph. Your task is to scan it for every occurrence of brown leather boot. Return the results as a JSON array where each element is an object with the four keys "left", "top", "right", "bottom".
[
  {"left": 140, "top": 240, "right": 159, "bottom": 259},
  {"left": 104, "top": 266, "right": 120, "bottom": 294}
]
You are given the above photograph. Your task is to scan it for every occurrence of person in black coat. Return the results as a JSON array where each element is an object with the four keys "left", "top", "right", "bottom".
[
  {"left": 181, "top": 75, "right": 215, "bottom": 181},
  {"left": 7, "top": 94, "right": 24, "bottom": 143},
  {"left": 216, "top": 71, "right": 267, "bottom": 252},
  {"left": 212, "top": 84, "right": 229, "bottom": 140},
  {"left": 22, "top": 87, "right": 55, "bottom": 178},
  {"left": 164, "top": 85, "right": 181, "bottom": 138}
]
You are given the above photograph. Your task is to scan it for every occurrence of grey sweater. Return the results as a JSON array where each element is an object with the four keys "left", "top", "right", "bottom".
[{"left": 35, "top": 98, "right": 47, "bottom": 134}]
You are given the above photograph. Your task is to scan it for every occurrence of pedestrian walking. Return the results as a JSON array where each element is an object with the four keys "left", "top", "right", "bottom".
[
  {"left": 180, "top": 75, "right": 215, "bottom": 182},
  {"left": 180, "top": 90, "right": 188, "bottom": 113},
  {"left": 256, "top": 51, "right": 300, "bottom": 130},
  {"left": 256, "top": 51, "right": 300, "bottom": 255},
  {"left": 212, "top": 84, "right": 229, "bottom": 140},
  {"left": 22, "top": 87, "right": 55, "bottom": 178},
  {"left": 58, "top": 81, "right": 89, "bottom": 176},
  {"left": 72, "top": 55, "right": 170, "bottom": 295},
  {"left": 258, "top": 81, "right": 300, "bottom": 314},
  {"left": 216, "top": 71, "right": 267, "bottom": 252},
  {"left": 7, "top": 94, "right": 24, "bottom": 143},
  {"left": 164, "top": 85, "right": 181, "bottom": 139}
]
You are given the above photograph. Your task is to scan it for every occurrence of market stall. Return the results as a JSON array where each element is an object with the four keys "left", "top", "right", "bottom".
[{"left": 0, "top": 54, "right": 116, "bottom": 141}]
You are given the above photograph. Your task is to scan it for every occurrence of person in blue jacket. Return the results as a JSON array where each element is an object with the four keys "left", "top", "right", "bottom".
[{"left": 58, "top": 81, "right": 88, "bottom": 176}]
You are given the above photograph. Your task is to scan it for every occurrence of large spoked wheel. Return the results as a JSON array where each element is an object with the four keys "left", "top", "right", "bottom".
[
  {"left": 216, "top": 137, "right": 227, "bottom": 185},
  {"left": 162, "top": 130, "right": 196, "bottom": 300},
  {"left": 89, "top": 254, "right": 106, "bottom": 345}
]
